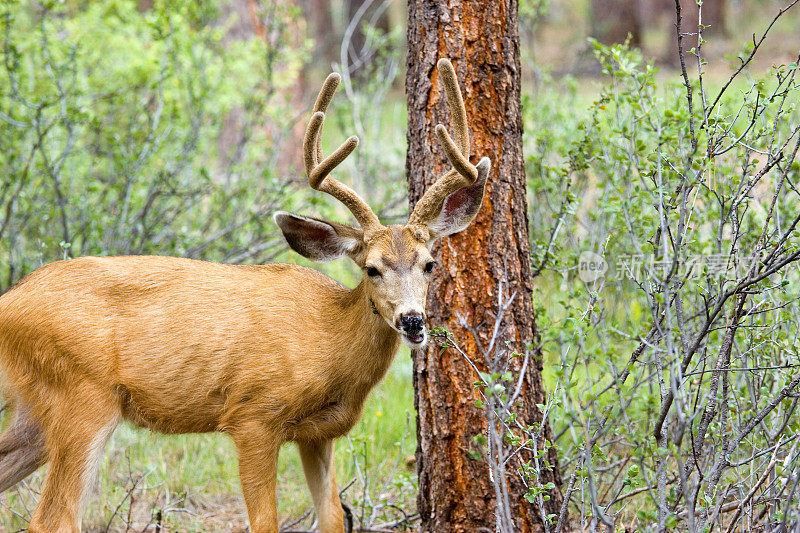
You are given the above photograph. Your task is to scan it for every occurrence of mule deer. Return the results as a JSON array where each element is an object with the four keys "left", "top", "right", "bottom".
[{"left": 0, "top": 58, "right": 489, "bottom": 533}]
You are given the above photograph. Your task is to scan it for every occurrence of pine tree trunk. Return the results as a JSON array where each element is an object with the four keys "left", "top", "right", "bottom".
[{"left": 406, "top": 2, "right": 564, "bottom": 531}]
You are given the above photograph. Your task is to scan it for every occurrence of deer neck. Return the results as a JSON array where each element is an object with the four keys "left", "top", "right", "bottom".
[{"left": 333, "top": 280, "right": 401, "bottom": 383}]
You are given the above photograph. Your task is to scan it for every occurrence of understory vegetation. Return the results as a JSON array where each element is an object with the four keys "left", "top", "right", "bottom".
[
  {"left": 2, "top": 0, "right": 800, "bottom": 531},
  {"left": 526, "top": 36, "right": 800, "bottom": 531}
]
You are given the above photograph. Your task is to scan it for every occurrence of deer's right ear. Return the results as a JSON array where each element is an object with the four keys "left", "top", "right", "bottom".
[{"left": 274, "top": 212, "right": 364, "bottom": 263}]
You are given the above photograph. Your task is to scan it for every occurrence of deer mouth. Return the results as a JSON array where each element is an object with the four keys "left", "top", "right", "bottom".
[{"left": 402, "top": 330, "right": 427, "bottom": 348}]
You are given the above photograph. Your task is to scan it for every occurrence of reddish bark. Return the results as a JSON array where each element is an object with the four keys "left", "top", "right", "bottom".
[{"left": 406, "top": 1, "right": 564, "bottom": 531}]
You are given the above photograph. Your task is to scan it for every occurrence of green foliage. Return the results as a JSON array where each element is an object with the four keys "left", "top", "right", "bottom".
[
  {"left": 0, "top": 0, "right": 306, "bottom": 289},
  {"left": 525, "top": 36, "right": 800, "bottom": 529}
]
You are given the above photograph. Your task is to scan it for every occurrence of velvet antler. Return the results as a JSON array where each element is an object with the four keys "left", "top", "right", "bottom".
[
  {"left": 408, "top": 59, "right": 488, "bottom": 228},
  {"left": 304, "top": 73, "right": 383, "bottom": 238}
]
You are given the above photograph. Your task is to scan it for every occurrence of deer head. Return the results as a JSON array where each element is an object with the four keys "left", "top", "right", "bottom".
[{"left": 275, "top": 59, "right": 490, "bottom": 348}]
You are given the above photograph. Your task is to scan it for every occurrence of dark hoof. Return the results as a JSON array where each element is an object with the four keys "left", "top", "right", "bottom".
[{"left": 341, "top": 502, "right": 354, "bottom": 533}]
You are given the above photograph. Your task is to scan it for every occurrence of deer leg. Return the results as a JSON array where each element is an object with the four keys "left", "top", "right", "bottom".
[
  {"left": 0, "top": 405, "right": 47, "bottom": 493},
  {"left": 232, "top": 422, "right": 281, "bottom": 533},
  {"left": 27, "top": 390, "right": 119, "bottom": 533},
  {"left": 298, "top": 439, "right": 345, "bottom": 533}
]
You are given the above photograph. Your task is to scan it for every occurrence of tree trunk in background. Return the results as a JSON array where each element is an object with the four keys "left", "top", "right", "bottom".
[
  {"left": 702, "top": 0, "right": 726, "bottom": 34},
  {"left": 216, "top": 0, "right": 307, "bottom": 173},
  {"left": 591, "top": 0, "right": 641, "bottom": 46},
  {"left": 676, "top": 0, "right": 725, "bottom": 35},
  {"left": 667, "top": 0, "right": 726, "bottom": 65},
  {"left": 406, "top": 2, "right": 564, "bottom": 532},
  {"left": 345, "top": 0, "right": 368, "bottom": 63},
  {"left": 344, "top": 0, "right": 392, "bottom": 77},
  {"left": 302, "top": 0, "right": 338, "bottom": 68},
  {"left": 136, "top": 0, "right": 153, "bottom": 12}
]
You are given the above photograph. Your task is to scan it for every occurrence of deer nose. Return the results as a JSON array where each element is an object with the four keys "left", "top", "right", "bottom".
[{"left": 399, "top": 314, "right": 425, "bottom": 335}]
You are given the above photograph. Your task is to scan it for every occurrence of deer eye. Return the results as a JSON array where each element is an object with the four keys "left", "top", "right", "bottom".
[
  {"left": 423, "top": 261, "right": 436, "bottom": 274},
  {"left": 365, "top": 266, "right": 381, "bottom": 278}
]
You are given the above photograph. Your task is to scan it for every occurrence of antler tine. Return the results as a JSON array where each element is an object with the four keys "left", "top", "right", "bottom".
[
  {"left": 435, "top": 124, "right": 477, "bottom": 182},
  {"left": 409, "top": 58, "right": 481, "bottom": 227},
  {"left": 303, "top": 73, "right": 382, "bottom": 236},
  {"left": 438, "top": 58, "right": 470, "bottom": 157},
  {"left": 311, "top": 73, "right": 340, "bottom": 165}
]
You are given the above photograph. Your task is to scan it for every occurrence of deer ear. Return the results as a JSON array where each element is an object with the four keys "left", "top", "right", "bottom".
[
  {"left": 426, "top": 157, "right": 490, "bottom": 239},
  {"left": 274, "top": 212, "right": 363, "bottom": 262}
]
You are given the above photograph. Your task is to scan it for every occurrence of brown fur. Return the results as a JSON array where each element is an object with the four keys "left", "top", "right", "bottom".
[
  {"left": 0, "top": 60, "right": 489, "bottom": 533},
  {"left": 0, "top": 255, "right": 403, "bottom": 532}
]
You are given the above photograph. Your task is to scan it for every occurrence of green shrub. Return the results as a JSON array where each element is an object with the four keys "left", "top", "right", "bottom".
[{"left": 0, "top": 0, "right": 306, "bottom": 290}]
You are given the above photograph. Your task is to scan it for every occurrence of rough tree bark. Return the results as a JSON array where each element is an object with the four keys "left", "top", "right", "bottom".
[{"left": 406, "top": 2, "right": 564, "bottom": 532}]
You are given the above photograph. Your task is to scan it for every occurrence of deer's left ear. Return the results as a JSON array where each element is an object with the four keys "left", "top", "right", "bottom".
[
  {"left": 426, "top": 157, "right": 490, "bottom": 239},
  {"left": 274, "top": 212, "right": 364, "bottom": 262}
]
